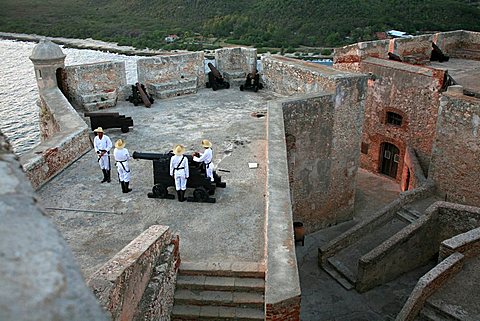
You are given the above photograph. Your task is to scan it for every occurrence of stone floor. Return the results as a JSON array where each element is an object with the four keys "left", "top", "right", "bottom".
[{"left": 38, "top": 88, "right": 284, "bottom": 277}]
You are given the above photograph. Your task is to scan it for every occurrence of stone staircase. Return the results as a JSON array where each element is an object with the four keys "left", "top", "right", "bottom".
[
  {"left": 416, "top": 255, "right": 480, "bottom": 321},
  {"left": 321, "top": 197, "right": 443, "bottom": 290},
  {"left": 172, "top": 261, "right": 265, "bottom": 320},
  {"left": 147, "top": 77, "right": 197, "bottom": 99},
  {"left": 224, "top": 71, "right": 246, "bottom": 88}
]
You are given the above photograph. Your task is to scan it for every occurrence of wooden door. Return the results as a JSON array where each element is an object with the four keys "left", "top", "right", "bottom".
[{"left": 380, "top": 142, "right": 399, "bottom": 178}]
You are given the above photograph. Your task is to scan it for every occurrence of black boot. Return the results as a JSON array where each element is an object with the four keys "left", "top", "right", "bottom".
[
  {"left": 125, "top": 181, "right": 132, "bottom": 193},
  {"left": 106, "top": 170, "right": 111, "bottom": 183},
  {"left": 120, "top": 181, "right": 126, "bottom": 193},
  {"left": 101, "top": 169, "right": 108, "bottom": 183},
  {"left": 177, "top": 190, "right": 182, "bottom": 202},
  {"left": 180, "top": 190, "right": 186, "bottom": 202}
]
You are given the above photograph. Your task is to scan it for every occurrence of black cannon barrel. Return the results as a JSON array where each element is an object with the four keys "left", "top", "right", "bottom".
[
  {"left": 132, "top": 151, "right": 171, "bottom": 160},
  {"left": 207, "top": 62, "right": 222, "bottom": 78}
]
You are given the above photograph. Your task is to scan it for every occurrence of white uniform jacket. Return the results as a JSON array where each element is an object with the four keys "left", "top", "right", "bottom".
[
  {"left": 170, "top": 155, "right": 189, "bottom": 178},
  {"left": 94, "top": 135, "right": 112, "bottom": 170},
  {"left": 193, "top": 148, "right": 214, "bottom": 181}
]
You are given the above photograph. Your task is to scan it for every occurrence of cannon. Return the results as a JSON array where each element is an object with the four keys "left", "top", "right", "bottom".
[
  {"left": 205, "top": 63, "right": 230, "bottom": 91},
  {"left": 132, "top": 151, "right": 226, "bottom": 203},
  {"left": 431, "top": 42, "right": 450, "bottom": 62},
  {"left": 240, "top": 70, "right": 263, "bottom": 92},
  {"left": 127, "top": 82, "right": 154, "bottom": 107},
  {"left": 85, "top": 112, "right": 133, "bottom": 133}
]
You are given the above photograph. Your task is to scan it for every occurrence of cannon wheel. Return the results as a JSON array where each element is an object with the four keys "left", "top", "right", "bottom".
[
  {"left": 193, "top": 186, "right": 209, "bottom": 202},
  {"left": 225, "top": 82, "right": 230, "bottom": 89},
  {"left": 254, "top": 85, "right": 259, "bottom": 92},
  {"left": 152, "top": 184, "right": 168, "bottom": 198},
  {"left": 121, "top": 125, "right": 129, "bottom": 133},
  {"left": 240, "top": 85, "right": 244, "bottom": 91}
]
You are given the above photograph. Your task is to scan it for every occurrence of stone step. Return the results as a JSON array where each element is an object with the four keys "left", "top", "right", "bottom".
[
  {"left": 179, "top": 261, "right": 265, "bottom": 279},
  {"left": 157, "top": 87, "right": 197, "bottom": 99},
  {"left": 176, "top": 275, "right": 265, "bottom": 292},
  {"left": 321, "top": 259, "right": 354, "bottom": 290},
  {"left": 148, "top": 77, "right": 197, "bottom": 92},
  {"left": 396, "top": 208, "right": 420, "bottom": 224},
  {"left": 174, "top": 289, "right": 264, "bottom": 308},
  {"left": 172, "top": 304, "right": 264, "bottom": 320},
  {"left": 417, "top": 303, "right": 459, "bottom": 321},
  {"left": 81, "top": 90, "right": 117, "bottom": 104},
  {"left": 84, "top": 98, "right": 117, "bottom": 111},
  {"left": 326, "top": 257, "right": 357, "bottom": 287}
]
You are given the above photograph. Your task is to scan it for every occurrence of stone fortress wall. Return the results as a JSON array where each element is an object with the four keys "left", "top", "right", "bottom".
[{"left": 5, "top": 30, "right": 480, "bottom": 321}]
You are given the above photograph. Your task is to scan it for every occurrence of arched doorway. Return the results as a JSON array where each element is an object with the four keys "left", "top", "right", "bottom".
[
  {"left": 56, "top": 68, "right": 67, "bottom": 97},
  {"left": 380, "top": 142, "right": 400, "bottom": 178}
]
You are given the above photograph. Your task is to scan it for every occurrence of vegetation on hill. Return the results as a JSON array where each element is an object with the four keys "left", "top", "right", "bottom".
[{"left": 1, "top": 0, "right": 479, "bottom": 50}]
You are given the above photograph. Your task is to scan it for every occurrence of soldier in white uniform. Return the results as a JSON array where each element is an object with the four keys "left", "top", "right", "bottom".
[
  {"left": 114, "top": 139, "right": 132, "bottom": 193},
  {"left": 93, "top": 127, "right": 112, "bottom": 183},
  {"left": 170, "top": 144, "right": 189, "bottom": 202},
  {"left": 193, "top": 139, "right": 214, "bottom": 182}
]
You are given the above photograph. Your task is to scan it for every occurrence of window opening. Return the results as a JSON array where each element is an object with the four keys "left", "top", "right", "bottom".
[{"left": 387, "top": 112, "right": 402, "bottom": 126}]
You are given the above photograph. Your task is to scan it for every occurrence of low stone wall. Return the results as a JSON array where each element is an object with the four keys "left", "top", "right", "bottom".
[
  {"left": 88, "top": 225, "right": 180, "bottom": 321},
  {"left": 215, "top": 47, "right": 257, "bottom": 75},
  {"left": 318, "top": 181, "right": 435, "bottom": 265},
  {"left": 395, "top": 252, "right": 464, "bottom": 321},
  {"left": 64, "top": 61, "right": 127, "bottom": 110},
  {"left": 356, "top": 201, "right": 480, "bottom": 292},
  {"left": 264, "top": 101, "right": 301, "bottom": 321},
  {"left": 20, "top": 88, "right": 91, "bottom": 190},
  {"left": 439, "top": 227, "right": 480, "bottom": 261},
  {"left": 0, "top": 131, "right": 108, "bottom": 321},
  {"left": 137, "top": 51, "right": 205, "bottom": 89},
  {"left": 262, "top": 55, "right": 367, "bottom": 232},
  {"left": 429, "top": 89, "right": 480, "bottom": 207}
]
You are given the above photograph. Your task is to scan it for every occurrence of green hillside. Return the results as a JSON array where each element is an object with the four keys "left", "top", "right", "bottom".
[{"left": 1, "top": 0, "right": 479, "bottom": 50}]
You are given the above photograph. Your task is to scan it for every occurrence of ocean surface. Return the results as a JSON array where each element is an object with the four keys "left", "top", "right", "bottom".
[{"left": 0, "top": 39, "right": 141, "bottom": 155}]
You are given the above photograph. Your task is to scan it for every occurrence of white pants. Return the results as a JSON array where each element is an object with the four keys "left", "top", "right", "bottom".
[
  {"left": 98, "top": 153, "right": 110, "bottom": 170},
  {"left": 206, "top": 163, "right": 214, "bottom": 182},
  {"left": 116, "top": 161, "right": 130, "bottom": 182},
  {"left": 174, "top": 172, "right": 187, "bottom": 190}
]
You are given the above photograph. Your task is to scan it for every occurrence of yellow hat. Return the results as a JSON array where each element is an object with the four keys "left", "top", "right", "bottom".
[
  {"left": 173, "top": 144, "right": 186, "bottom": 155},
  {"left": 201, "top": 139, "right": 212, "bottom": 148},
  {"left": 93, "top": 127, "right": 104, "bottom": 133},
  {"left": 115, "top": 139, "right": 126, "bottom": 149}
]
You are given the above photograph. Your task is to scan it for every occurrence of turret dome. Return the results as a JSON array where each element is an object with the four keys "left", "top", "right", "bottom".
[{"left": 30, "top": 39, "right": 65, "bottom": 61}]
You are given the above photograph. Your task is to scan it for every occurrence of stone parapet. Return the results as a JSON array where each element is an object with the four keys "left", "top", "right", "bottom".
[
  {"left": 215, "top": 47, "right": 257, "bottom": 79},
  {"left": 64, "top": 61, "right": 126, "bottom": 111},
  {"left": 137, "top": 51, "right": 204, "bottom": 96},
  {"left": 265, "top": 101, "right": 301, "bottom": 321},
  {"left": 0, "top": 131, "right": 107, "bottom": 321},
  {"left": 262, "top": 55, "right": 367, "bottom": 232},
  {"left": 20, "top": 88, "right": 91, "bottom": 190},
  {"left": 439, "top": 227, "right": 480, "bottom": 261},
  {"left": 88, "top": 225, "right": 180, "bottom": 321}
]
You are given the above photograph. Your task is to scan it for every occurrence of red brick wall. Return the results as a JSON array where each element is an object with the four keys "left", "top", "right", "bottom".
[{"left": 265, "top": 296, "right": 301, "bottom": 321}]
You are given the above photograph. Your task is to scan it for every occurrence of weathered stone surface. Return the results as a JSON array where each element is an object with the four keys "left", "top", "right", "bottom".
[
  {"left": 137, "top": 51, "right": 204, "bottom": 96},
  {"left": 215, "top": 47, "right": 257, "bottom": 79},
  {"left": 429, "top": 92, "right": 480, "bottom": 206},
  {"left": 64, "top": 61, "right": 126, "bottom": 110},
  {"left": 0, "top": 131, "right": 107, "bottom": 321},
  {"left": 88, "top": 225, "right": 180, "bottom": 321}
]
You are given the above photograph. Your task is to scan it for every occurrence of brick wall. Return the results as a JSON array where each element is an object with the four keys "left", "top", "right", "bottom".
[
  {"left": 357, "top": 57, "right": 444, "bottom": 180},
  {"left": 88, "top": 225, "right": 180, "bottom": 321}
]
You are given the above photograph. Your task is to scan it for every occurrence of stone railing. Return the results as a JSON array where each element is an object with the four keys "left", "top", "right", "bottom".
[
  {"left": 439, "top": 227, "right": 480, "bottom": 261},
  {"left": 20, "top": 88, "right": 91, "bottom": 189},
  {"left": 264, "top": 101, "right": 301, "bottom": 321},
  {"left": 88, "top": 225, "right": 180, "bottom": 321},
  {"left": 394, "top": 252, "right": 464, "bottom": 321},
  {"left": 0, "top": 131, "right": 107, "bottom": 321}
]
